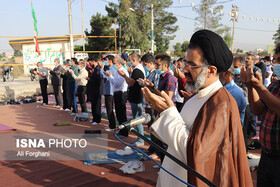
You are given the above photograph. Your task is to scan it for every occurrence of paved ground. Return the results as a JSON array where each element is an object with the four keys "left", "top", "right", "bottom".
[
  {"left": 0, "top": 92, "right": 260, "bottom": 186},
  {"left": 0, "top": 75, "right": 37, "bottom": 86},
  {"left": 0, "top": 76, "right": 53, "bottom": 102},
  {"left": 0, "top": 102, "right": 158, "bottom": 187}
]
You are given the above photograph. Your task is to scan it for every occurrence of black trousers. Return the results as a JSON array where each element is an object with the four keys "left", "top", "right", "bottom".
[
  {"left": 77, "top": 86, "right": 87, "bottom": 113},
  {"left": 105, "top": 95, "right": 116, "bottom": 129},
  {"left": 91, "top": 94, "right": 101, "bottom": 123},
  {"left": 114, "top": 91, "right": 128, "bottom": 136},
  {"left": 86, "top": 82, "right": 90, "bottom": 102},
  {"left": 62, "top": 83, "right": 70, "bottom": 109},
  {"left": 243, "top": 105, "right": 252, "bottom": 152},
  {"left": 257, "top": 150, "right": 280, "bottom": 187},
  {"left": 39, "top": 79, "right": 48, "bottom": 104},
  {"left": 62, "top": 89, "right": 70, "bottom": 109},
  {"left": 53, "top": 85, "right": 62, "bottom": 106}
]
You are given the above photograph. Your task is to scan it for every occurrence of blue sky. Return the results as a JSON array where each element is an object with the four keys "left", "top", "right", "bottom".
[{"left": 0, "top": 0, "right": 278, "bottom": 53}]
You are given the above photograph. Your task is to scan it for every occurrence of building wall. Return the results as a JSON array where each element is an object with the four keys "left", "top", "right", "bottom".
[
  {"left": 15, "top": 57, "right": 23, "bottom": 64},
  {"left": 22, "top": 41, "right": 71, "bottom": 74},
  {"left": 2, "top": 52, "right": 14, "bottom": 58}
]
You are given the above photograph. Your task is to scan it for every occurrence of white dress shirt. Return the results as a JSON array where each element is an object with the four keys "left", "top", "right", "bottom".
[
  {"left": 108, "top": 66, "right": 129, "bottom": 92},
  {"left": 71, "top": 67, "right": 88, "bottom": 86}
]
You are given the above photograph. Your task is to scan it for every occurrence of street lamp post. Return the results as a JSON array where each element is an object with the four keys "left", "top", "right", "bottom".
[
  {"left": 67, "top": 0, "right": 74, "bottom": 58},
  {"left": 230, "top": 5, "right": 239, "bottom": 53},
  {"left": 129, "top": 5, "right": 154, "bottom": 53},
  {"left": 81, "top": 0, "right": 85, "bottom": 53},
  {"left": 151, "top": 4, "right": 154, "bottom": 53},
  {"left": 119, "top": 23, "right": 121, "bottom": 54}
]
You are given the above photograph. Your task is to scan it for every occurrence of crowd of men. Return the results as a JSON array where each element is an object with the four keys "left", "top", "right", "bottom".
[{"left": 33, "top": 29, "right": 279, "bottom": 187}]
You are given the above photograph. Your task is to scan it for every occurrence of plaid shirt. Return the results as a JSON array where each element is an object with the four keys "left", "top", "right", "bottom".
[
  {"left": 158, "top": 71, "right": 177, "bottom": 102},
  {"left": 146, "top": 68, "right": 159, "bottom": 88},
  {"left": 260, "top": 80, "right": 280, "bottom": 154}
]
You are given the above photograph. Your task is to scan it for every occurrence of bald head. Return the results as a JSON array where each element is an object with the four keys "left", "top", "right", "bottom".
[
  {"left": 114, "top": 57, "right": 125, "bottom": 69},
  {"left": 130, "top": 53, "right": 140, "bottom": 67}
]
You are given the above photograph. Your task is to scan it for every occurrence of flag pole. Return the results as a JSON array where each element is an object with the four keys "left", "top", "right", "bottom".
[{"left": 31, "top": 0, "right": 40, "bottom": 56}]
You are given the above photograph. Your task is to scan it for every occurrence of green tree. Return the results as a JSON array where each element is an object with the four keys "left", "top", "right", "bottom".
[
  {"left": 236, "top": 48, "right": 243, "bottom": 53},
  {"left": 14, "top": 50, "right": 22, "bottom": 57},
  {"left": 193, "top": 0, "right": 232, "bottom": 46},
  {"left": 85, "top": 13, "right": 116, "bottom": 58},
  {"left": 106, "top": 0, "right": 178, "bottom": 54},
  {"left": 273, "top": 23, "right": 280, "bottom": 43},
  {"left": 152, "top": 0, "right": 178, "bottom": 54},
  {"left": 223, "top": 31, "right": 232, "bottom": 48},
  {"left": 258, "top": 51, "right": 268, "bottom": 56},
  {"left": 246, "top": 51, "right": 253, "bottom": 55},
  {"left": 194, "top": 0, "right": 222, "bottom": 31},
  {"left": 106, "top": 2, "right": 119, "bottom": 18},
  {"left": 74, "top": 45, "right": 83, "bottom": 51},
  {"left": 118, "top": 0, "right": 150, "bottom": 50},
  {"left": 173, "top": 42, "right": 182, "bottom": 56},
  {"left": 181, "top": 41, "right": 190, "bottom": 53},
  {"left": 106, "top": 0, "right": 150, "bottom": 52}
]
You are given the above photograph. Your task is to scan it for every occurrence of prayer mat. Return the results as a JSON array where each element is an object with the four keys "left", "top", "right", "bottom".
[
  {"left": 84, "top": 149, "right": 149, "bottom": 165},
  {"left": 0, "top": 124, "right": 15, "bottom": 132},
  {"left": 53, "top": 122, "right": 70, "bottom": 126}
]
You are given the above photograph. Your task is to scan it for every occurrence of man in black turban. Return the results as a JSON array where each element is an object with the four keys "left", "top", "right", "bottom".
[
  {"left": 189, "top": 29, "right": 233, "bottom": 72},
  {"left": 183, "top": 29, "right": 233, "bottom": 92},
  {"left": 142, "top": 30, "right": 253, "bottom": 187}
]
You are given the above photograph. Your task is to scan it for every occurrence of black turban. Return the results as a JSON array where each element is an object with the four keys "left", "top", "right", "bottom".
[{"left": 189, "top": 29, "right": 233, "bottom": 73}]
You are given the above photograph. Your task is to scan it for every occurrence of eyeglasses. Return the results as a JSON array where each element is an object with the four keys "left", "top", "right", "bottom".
[{"left": 185, "top": 64, "right": 209, "bottom": 70}]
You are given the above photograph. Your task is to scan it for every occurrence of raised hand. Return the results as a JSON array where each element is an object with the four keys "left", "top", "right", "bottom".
[
  {"left": 142, "top": 87, "right": 174, "bottom": 113},
  {"left": 144, "top": 79, "right": 154, "bottom": 87},
  {"left": 137, "top": 78, "right": 145, "bottom": 86},
  {"left": 99, "top": 61, "right": 104, "bottom": 68},
  {"left": 117, "top": 70, "right": 126, "bottom": 77},
  {"left": 240, "top": 65, "right": 262, "bottom": 89},
  {"left": 104, "top": 70, "right": 111, "bottom": 77},
  {"left": 180, "top": 90, "right": 194, "bottom": 100}
]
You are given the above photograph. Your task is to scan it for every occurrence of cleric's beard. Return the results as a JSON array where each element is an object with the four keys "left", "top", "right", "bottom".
[{"left": 185, "top": 67, "right": 207, "bottom": 92}]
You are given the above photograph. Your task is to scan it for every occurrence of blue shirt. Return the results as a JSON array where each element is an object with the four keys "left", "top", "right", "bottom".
[
  {"left": 121, "top": 52, "right": 128, "bottom": 60},
  {"left": 224, "top": 80, "right": 247, "bottom": 125},
  {"left": 146, "top": 68, "right": 160, "bottom": 88},
  {"left": 144, "top": 68, "right": 160, "bottom": 108},
  {"left": 100, "top": 66, "right": 117, "bottom": 96},
  {"left": 233, "top": 74, "right": 248, "bottom": 98}
]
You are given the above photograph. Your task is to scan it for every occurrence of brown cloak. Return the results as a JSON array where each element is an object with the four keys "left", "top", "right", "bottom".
[{"left": 187, "top": 88, "right": 253, "bottom": 187}]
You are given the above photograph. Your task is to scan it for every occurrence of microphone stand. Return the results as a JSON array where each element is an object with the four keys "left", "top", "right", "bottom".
[{"left": 127, "top": 126, "right": 217, "bottom": 187}]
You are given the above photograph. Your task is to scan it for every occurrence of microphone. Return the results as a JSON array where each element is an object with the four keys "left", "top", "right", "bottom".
[{"left": 116, "top": 114, "right": 151, "bottom": 130}]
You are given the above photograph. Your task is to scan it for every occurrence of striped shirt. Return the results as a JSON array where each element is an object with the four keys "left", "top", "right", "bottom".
[{"left": 260, "top": 80, "right": 280, "bottom": 154}]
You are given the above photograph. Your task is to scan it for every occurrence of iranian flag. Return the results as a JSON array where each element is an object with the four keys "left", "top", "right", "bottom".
[{"left": 31, "top": 0, "right": 40, "bottom": 55}]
